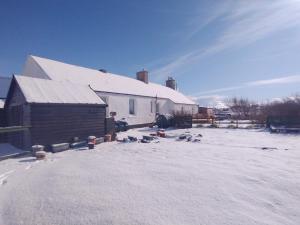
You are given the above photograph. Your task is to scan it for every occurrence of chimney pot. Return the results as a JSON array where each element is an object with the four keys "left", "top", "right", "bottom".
[
  {"left": 166, "top": 77, "right": 176, "bottom": 90},
  {"left": 136, "top": 70, "right": 149, "bottom": 84}
]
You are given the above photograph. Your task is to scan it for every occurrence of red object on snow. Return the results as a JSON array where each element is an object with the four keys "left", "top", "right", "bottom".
[{"left": 157, "top": 131, "right": 166, "bottom": 138}]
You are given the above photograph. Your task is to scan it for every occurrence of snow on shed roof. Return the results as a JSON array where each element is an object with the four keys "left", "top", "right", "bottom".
[
  {"left": 23, "top": 55, "right": 196, "bottom": 105},
  {"left": 14, "top": 75, "right": 105, "bottom": 105},
  {"left": 0, "top": 76, "right": 12, "bottom": 99}
]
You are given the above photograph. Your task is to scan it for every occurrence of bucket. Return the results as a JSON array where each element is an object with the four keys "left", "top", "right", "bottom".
[
  {"left": 88, "top": 136, "right": 96, "bottom": 145},
  {"left": 32, "top": 145, "right": 44, "bottom": 156},
  {"left": 104, "top": 134, "right": 112, "bottom": 142}
]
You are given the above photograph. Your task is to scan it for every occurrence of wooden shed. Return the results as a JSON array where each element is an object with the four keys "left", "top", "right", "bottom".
[{"left": 4, "top": 75, "right": 107, "bottom": 150}]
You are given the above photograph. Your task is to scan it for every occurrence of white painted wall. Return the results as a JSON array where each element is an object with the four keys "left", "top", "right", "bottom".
[
  {"left": 96, "top": 92, "right": 156, "bottom": 125},
  {"left": 96, "top": 92, "right": 197, "bottom": 125}
]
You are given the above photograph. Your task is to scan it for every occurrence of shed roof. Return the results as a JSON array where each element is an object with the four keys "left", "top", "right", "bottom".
[
  {"left": 0, "top": 76, "right": 12, "bottom": 99},
  {"left": 23, "top": 55, "right": 196, "bottom": 105},
  {"left": 14, "top": 75, "right": 105, "bottom": 105}
]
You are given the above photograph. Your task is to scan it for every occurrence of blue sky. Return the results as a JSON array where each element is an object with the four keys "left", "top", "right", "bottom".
[{"left": 0, "top": 0, "right": 300, "bottom": 106}]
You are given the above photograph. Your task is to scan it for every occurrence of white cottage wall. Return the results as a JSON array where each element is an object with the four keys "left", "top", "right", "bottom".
[{"left": 96, "top": 92, "right": 158, "bottom": 125}]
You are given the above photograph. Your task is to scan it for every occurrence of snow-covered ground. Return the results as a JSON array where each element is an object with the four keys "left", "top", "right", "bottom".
[{"left": 0, "top": 128, "right": 300, "bottom": 225}]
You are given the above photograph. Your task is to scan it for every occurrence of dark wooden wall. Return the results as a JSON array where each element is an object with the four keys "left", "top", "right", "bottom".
[
  {"left": 0, "top": 108, "right": 5, "bottom": 127},
  {"left": 30, "top": 104, "right": 106, "bottom": 147},
  {"left": 4, "top": 81, "right": 106, "bottom": 150},
  {"left": 3, "top": 82, "right": 29, "bottom": 149}
]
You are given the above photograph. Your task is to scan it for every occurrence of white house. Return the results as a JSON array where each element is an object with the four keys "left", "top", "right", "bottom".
[{"left": 22, "top": 55, "right": 198, "bottom": 126}]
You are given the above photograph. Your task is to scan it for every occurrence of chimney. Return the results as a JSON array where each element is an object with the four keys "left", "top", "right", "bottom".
[
  {"left": 166, "top": 77, "right": 176, "bottom": 90},
  {"left": 136, "top": 69, "right": 149, "bottom": 84}
]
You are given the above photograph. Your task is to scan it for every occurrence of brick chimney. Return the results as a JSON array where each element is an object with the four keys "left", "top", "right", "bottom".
[
  {"left": 166, "top": 77, "right": 176, "bottom": 90},
  {"left": 136, "top": 70, "right": 148, "bottom": 84}
]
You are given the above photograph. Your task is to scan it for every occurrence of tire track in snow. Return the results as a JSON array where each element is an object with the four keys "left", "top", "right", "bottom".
[{"left": 0, "top": 170, "right": 15, "bottom": 186}]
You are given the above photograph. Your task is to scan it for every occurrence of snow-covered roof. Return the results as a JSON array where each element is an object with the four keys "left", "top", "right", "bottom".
[
  {"left": 0, "top": 76, "right": 11, "bottom": 99},
  {"left": 14, "top": 75, "right": 105, "bottom": 105},
  {"left": 0, "top": 99, "right": 4, "bottom": 108},
  {"left": 22, "top": 55, "right": 196, "bottom": 105}
]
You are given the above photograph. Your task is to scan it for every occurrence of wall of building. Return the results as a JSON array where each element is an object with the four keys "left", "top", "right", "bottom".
[
  {"left": 29, "top": 104, "right": 106, "bottom": 148},
  {"left": 3, "top": 83, "right": 31, "bottom": 149},
  {"left": 0, "top": 108, "right": 5, "bottom": 127},
  {"left": 4, "top": 82, "right": 106, "bottom": 150},
  {"left": 96, "top": 91, "right": 197, "bottom": 125},
  {"left": 96, "top": 92, "right": 158, "bottom": 125}
]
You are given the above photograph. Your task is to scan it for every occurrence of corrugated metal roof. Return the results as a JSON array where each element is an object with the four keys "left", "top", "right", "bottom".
[
  {"left": 15, "top": 75, "right": 105, "bottom": 105},
  {"left": 0, "top": 76, "right": 11, "bottom": 99},
  {"left": 23, "top": 55, "right": 196, "bottom": 105}
]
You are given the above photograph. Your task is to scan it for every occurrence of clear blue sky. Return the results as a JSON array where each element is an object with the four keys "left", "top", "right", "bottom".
[{"left": 1, "top": 0, "right": 300, "bottom": 106}]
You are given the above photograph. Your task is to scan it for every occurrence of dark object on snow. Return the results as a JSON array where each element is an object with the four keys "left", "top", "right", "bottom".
[
  {"left": 141, "top": 139, "right": 150, "bottom": 143},
  {"left": 143, "top": 135, "right": 154, "bottom": 141},
  {"left": 197, "top": 134, "right": 203, "bottom": 137},
  {"left": 156, "top": 114, "right": 174, "bottom": 128},
  {"left": 179, "top": 134, "right": 192, "bottom": 140},
  {"left": 128, "top": 136, "right": 138, "bottom": 142},
  {"left": 88, "top": 142, "right": 94, "bottom": 149},
  {"left": 179, "top": 134, "right": 187, "bottom": 140},
  {"left": 261, "top": 147, "right": 278, "bottom": 150},
  {"left": 115, "top": 120, "right": 129, "bottom": 132},
  {"left": 193, "top": 139, "right": 201, "bottom": 142},
  {"left": 122, "top": 138, "right": 129, "bottom": 143}
]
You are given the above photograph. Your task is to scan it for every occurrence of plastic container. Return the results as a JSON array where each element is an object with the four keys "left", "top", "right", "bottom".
[
  {"left": 104, "top": 134, "right": 112, "bottom": 142},
  {"left": 32, "top": 145, "right": 44, "bottom": 156},
  {"left": 88, "top": 136, "right": 96, "bottom": 144}
]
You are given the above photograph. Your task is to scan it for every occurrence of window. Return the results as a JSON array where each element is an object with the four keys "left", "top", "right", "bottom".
[
  {"left": 129, "top": 99, "right": 135, "bottom": 115},
  {"left": 151, "top": 101, "right": 155, "bottom": 113},
  {"left": 156, "top": 102, "right": 160, "bottom": 114}
]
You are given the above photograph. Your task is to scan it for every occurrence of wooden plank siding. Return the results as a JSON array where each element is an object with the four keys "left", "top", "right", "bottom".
[
  {"left": 4, "top": 80, "right": 107, "bottom": 150},
  {"left": 30, "top": 104, "right": 106, "bottom": 147},
  {"left": 0, "top": 108, "right": 5, "bottom": 127}
]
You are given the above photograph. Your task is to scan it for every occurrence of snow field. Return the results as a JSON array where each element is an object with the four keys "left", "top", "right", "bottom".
[{"left": 0, "top": 128, "right": 299, "bottom": 225}]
